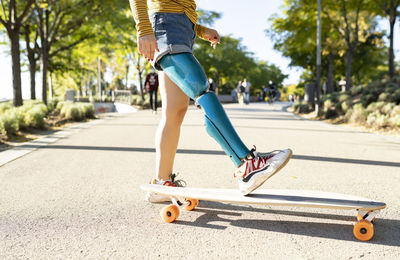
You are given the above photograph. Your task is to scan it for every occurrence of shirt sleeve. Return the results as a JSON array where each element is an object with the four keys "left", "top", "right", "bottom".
[
  {"left": 129, "top": 0, "right": 154, "bottom": 38},
  {"left": 194, "top": 24, "right": 208, "bottom": 40}
]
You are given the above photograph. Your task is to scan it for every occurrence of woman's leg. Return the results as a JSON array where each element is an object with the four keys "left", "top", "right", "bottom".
[
  {"left": 159, "top": 53, "right": 250, "bottom": 167},
  {"left": 154, "top": 90, "right": 158, "bottom": 111},
  {"left": 155, "top": 72, "right": 189, "bottom": 181},
  {"left": 149, "top": 91, "right": 154, "bottom": 111}
]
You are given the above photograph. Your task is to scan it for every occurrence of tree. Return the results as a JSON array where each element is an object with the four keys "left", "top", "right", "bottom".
[
  {"left": 0, "top": 0, "right": 35, "bottom": 106},
  {"left": 32, "top": 0, "right": 112, "bottom": 104},
  {"left": 376, "top": 0, "right": 400, "bottom": 79},
  {"left": 269, "top": 0, "right": 384, "bottom": 94},
  {"left": 22, "top": 17, "right": 39, "bottom": 100},
  {"left": 324, "top": 0, "right": 377, "bottom": 90},
  {"left": 194, "top": 35, "right": 286, "bottom": 94}
]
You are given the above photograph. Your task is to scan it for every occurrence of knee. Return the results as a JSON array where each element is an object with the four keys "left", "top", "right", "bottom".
[{"left": 164, "top": 103, "right": 188, "bottom": 125}]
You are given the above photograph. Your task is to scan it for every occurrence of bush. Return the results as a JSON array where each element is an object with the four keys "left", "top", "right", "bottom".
[
  {"left": 0, "top": 109, "right": 20, "bottom": 135},
  {"left": 390, "top": 105, "right": 400, "bottom": 117},
  {"left": 0, "top": 120, "right": 6, "bottom": 141},
  {"left": 389, "top": 89, "right": 400, "bottom": 104},
  {"left": 77, "top": 103, "right": 95, "bottom": 118},
  {"left": 350, "top": 85, "right": 363, "bottom": 96},
  {"left": 293, "top": 101, "right": 313, "bottom": 114},
  {"left": 61, "top": 104, "right": 82, "bottom": 121},
  {"left": 59, "top": 102, "right": 94, "bottom": 121},
  {"left": 56, "top": 101, "right": 73, "bottom": 112},
  {"left": 323, "top": 99, "right": 335, "bottom": 111},
  {"left": 367, "top": 111, "right": 389, "bottom": 128},
  {"left": 384, "top": 83, "right": 398, "bottom": 93},
  {"left": 346, "top": 104, "right": 368, "bottom": 124},
  {"left": 366, "top": 102, "right": 385, "bottom": 114},
  {"left": 341, "top": 100, "right": 352, "bottom": 114},
  {"left": 338, "top": 93, "right": 350, "bottom": 102},
  {"left": 0, "top": 102, "right": 13, "bottom": 113},
  {"left": 60, "top": 104, "right": 81, "bottom": 121},
  {"left": 325, "top": 108, "right": 337, "bottom": 119},
  {"left": 47, "top": 99, "right": 59, "bottom": 112},
  {"left": 390, "top": 114, "right": 400, "bottom": 127},
  {"left": 382, "top": 103, "right": 395, "bottom": 115},
  {"left": 131, "top": 95, "right": 141, "bottom": 106},
  {"left": 361, "top": 94, "right": 377, "bottom": 108},
  {"left": 378, "top": 92, "right": 390, "bottom": 102},
  {"left": 24, "top": 105, "right": 47, "bottom": 128}
]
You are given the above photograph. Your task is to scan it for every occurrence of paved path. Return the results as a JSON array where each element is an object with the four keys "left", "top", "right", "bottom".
[{"left": 0, "top": 102, "right": 399, "bottom": 259}]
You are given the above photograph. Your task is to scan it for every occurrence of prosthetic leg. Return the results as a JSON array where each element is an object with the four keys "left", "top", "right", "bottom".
[{"left": 159, "top": 53, "right": 250, "bottom": 167}]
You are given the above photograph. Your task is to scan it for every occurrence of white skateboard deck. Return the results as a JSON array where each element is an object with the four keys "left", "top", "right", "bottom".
[
  {"left": 141, "top": 184, "right": 386, "bottom": 211},
  {"left": 141, "top": 184, "right": 386, "bottom": 241}
]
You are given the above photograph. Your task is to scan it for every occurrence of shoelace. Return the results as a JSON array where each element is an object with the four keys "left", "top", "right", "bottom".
[
  {"left": 235, "top": 147, "right": 281, "bottom": 178},
  {"left": 169, "top": 173, "right": 186, "bottom": 187}
]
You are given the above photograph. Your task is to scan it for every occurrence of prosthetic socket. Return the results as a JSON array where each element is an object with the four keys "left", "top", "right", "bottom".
[{"left": 159, "top": 53, "right": 250, "bottom": 167}]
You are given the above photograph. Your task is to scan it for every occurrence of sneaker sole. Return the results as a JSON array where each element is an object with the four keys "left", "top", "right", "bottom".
[{"left": 242, "top": 149, "right": 293, "bottom": 195}]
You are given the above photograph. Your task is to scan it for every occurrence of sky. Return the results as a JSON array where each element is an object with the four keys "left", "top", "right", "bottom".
[{"left": 1, "top": 0, "right": 400, "bottom": 100}]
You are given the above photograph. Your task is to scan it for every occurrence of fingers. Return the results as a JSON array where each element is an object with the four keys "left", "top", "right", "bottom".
[
  {"left": 205, "top": 29, "right": 220, "bottom": 49},
  {"left": 138, "top": 35, "right": 158, "bottom": 61}
]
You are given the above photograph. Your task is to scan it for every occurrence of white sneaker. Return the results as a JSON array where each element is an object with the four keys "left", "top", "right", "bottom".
[
  {"left": 145, "top": 174, "right": 186, "bottom": 203},
  {"left": 235, "top": 148, "right": 292, "bottom": 195}
]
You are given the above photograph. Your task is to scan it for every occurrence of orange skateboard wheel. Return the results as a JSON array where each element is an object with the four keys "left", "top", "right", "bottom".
[
  {"left": 185, "top": 199, "right": 199, "bottom": 211},
  {"left": 161, "top": 204, "right": 180, "bottom": 223},
  {"left": 353, "top": 220, "right": 374, "bottom": 241}
]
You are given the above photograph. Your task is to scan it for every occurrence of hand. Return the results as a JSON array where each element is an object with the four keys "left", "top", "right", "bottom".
[
  {"left": 137, "top": 34, "right": 159, "bottom": 61},
  {"left": 203, "top": 28, "right": 220, "bottom": 49}
]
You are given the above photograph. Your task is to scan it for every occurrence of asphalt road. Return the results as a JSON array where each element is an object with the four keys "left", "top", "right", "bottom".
[{"left": 0, "top": 102, "right": 399, "bottom": 259}]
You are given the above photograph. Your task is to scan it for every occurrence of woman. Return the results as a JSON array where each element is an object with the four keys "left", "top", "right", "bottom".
[{"left": 129, "top": 0, "right": 292, "bottom": 202}]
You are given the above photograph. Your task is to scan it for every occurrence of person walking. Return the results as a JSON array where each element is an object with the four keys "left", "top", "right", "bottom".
[
  {"left": 236, "top": 80, "right": 245, "bottom": 106},
  {"left": 243, "top": 78, "right": 251, "bottom": 105},
  {"left": 129, "top": 0, "right": 292, "bottom": 201},
  {"left": 144, "top": 69, "right": 159, "bottom": 114}
]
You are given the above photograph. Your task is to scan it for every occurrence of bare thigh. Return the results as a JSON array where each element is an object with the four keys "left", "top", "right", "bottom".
[{"left": 159, "top": 72, "right": 190, "bottom": 121}]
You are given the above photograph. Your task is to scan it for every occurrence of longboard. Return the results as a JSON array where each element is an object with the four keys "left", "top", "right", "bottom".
[{"left": 141, "top": 184, "right": 386, "bottom": 241}]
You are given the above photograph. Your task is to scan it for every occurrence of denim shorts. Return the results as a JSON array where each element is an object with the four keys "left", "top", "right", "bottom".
[{"left": 150, "top": 12, "right": 196, "bottom": 71}]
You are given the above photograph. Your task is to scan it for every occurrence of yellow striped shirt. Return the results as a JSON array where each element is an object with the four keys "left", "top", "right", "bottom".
[{"left": 129, "top": 0, "right": 207, "bottom": 39}]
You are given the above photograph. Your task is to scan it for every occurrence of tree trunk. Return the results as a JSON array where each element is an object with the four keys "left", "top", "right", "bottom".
[
  {"left": 10, "top": 30, "right": 23, "bottom": 106},
  {"left": 345, "top": 49, "right": 353, "bottom": 91},
  {"left": 388, "top": 17, "right": 396, "bottom": 79},
  {"left": 39, "top": 9, "right": 50, "bottom": 105},
  {"left": 29, "top": 61, "right": 36, "bottom": 100},
  {"left": 327, "top": 53, "right": 334, "bottom": 94},
  {"left": 41, "top": 46, "right": 48, "bottom": 104},
  {"left": 138, "top": 69, "right": 144, "bottom": 101},
  {"left": 24, "top": 25, "right": 37, "bottom": 100},
  {"left": 125, "top": 64, "right": 130, "bottom": 90}
]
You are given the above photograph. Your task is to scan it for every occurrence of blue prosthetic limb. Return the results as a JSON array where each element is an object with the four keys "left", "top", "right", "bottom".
[
  {"left": 159, "top": 53, "right": 250, "bottom": 166},
  {"left": 196, "top": 92, "right": 250, "bottom": 166}
]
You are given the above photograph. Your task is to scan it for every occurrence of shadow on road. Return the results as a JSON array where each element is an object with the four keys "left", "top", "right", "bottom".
[
  {"left": 21, "top": 144, "right": 400, "bottom": 168},
  {"left": 230, "top": 116, "right": 302, "bottom": 121},
  {"left": 94, "top": 123, "right": 370, "bottom": 135},
  {"left": 175, "top": 201, "right": 400, "bottom": 246}
]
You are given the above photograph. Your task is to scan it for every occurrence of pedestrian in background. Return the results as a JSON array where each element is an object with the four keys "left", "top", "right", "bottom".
[
  {"left": 243, "top": 78, "right": 251, "bottom": 105},
  {"left": 231, "top": 88, "right": 237, "bottom": 102},
  {"left": 208, "top": 78, "right": 216, "bottom": 92},
  {"left": 237, "top": 80, "right": 245, "bottom": 106},
  {"left": 145, "top": 69, "right": 159, "bottom": 114}
]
